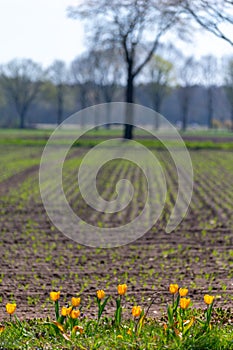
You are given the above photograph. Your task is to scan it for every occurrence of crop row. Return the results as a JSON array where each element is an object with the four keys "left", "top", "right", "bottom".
[{"left": 0, "top": 147, "right": 233, "bottom": 320}]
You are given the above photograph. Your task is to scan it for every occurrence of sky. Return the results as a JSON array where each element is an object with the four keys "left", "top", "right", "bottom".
[{"left": 0, "top": 0, "right": 233, "bottom": 68}]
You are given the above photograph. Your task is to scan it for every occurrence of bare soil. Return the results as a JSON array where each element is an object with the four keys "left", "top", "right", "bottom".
[{"left": 0, "top": 147, "right": 233, "bottom": 321}]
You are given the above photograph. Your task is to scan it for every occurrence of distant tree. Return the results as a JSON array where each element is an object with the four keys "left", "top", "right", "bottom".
[
  {"left": 224, "top": 58, "right": 233, "bottom": 131},
  {"left": 48, "top": 60, "right": 68, "bottom": 125},
  {"left": 89, "top": 47, "right": 123, "bottom": 104},
  {"left": 87, "top": 47, "right": 123, "bottom": 128},
  {"left": 68, "top": 1, "right": 182, "bottom": 139},
  {"left": 70, "top": 49, "right": 123, "bottom": 127},
  {"left": 199, "top": 56, "right": 219, "bottom": 129},
  {"left": 70, "top": 54, "right": 93, "bottom": 109},
  {"left": 70, "top": 53, "right": 97, "bottom": 127},
  {"left": 143, "top": 54, "right": 174, "bottom": 128},
  {"left": 177, "top": 57, "right": 198, "bottom": 131},
  {"left": 0, "top": 59, "right": 43, "bottom": 128},
  {"left": 68, "top": 0, "right": 233, "bottom": 139}
]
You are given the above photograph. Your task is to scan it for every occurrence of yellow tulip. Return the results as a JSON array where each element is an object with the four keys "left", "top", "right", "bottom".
[
  {"left": 6, "top": 303, "right": 16, "bottom": 315},
  {"left": 180, "top": 297, "right": 191, "bottom": 309},
  {"left": 118, "top": 284, "right": 127, "bottom": 295},
  {"left": 97, "top": 290, "right": 105, "bottom": 300},
  {"left": 70, "top": 309, "right": 80, "bottom": 319},
  {"left": 179, "top": 288, "right": 188, "bottom": 297},
  {"left": 204, "top": 294, "right": 214, "bottom": 305},
  {"left": 71, "top": 297, "right": 81, "bottom": 307},
  {"left": 169, "top": 284, "right": 179, "bottom": 294},
  {"left": 61, "top": 306, "right": 72, "bottom": 316},
  {"left": 132, "top": 306, "right": 142, "bottom": 318},
  {"left": 50, "top": 291, "right": 60, "bottom": 302}
]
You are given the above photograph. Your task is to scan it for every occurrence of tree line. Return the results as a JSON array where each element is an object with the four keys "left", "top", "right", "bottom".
[
  {"left": 0, "top": 0, "right": 233, "bottom": 134},
  {"left": 67, "top": 0, "right": 233, "bottom": 138},
  {"left": 0, "top": 50, "right": 232, "bottom": 131}
]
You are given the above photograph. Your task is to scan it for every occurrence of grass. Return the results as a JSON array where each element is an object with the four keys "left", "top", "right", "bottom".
[
  {"left": 1, "top": 128, "right": 233, "bottom": 348},
  {"left": 0, "top": 127, "right": 232, "bottom": 150},
  {"left": 1, "top": 318, "right": 233, "bottom": 349},
  {"left": 1, "top": 287, "right": 233, "bottom": 350}
]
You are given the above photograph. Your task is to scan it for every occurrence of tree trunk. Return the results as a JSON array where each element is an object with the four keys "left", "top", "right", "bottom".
[
  {"left": 182, "top": 107, "right": 188, "bottom": 132},
  {"left": 124, "top": 65, "right": 134, "bottom": 139},
  {"left": 19, "top": 112, "right": 25, "bottom": 129},
  {"left": 231, "top": 105, "right": 233, "bottom": 132},
  {"left": 105, "top": 102, "right": 111, "bottom": 129},
  {"left": 207, "top": 87, "right": 213, "bottom": 129},
  {"left": 181, "top": 88, "right": 189, "bottom": 132},
  {"left": 57, "top": 84, "right": 63, "bottom": 125},
  {"left": 153, "top": 95, "right": 161, "bottom": 129}
]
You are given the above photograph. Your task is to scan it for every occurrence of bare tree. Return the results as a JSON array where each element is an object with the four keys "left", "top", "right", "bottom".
[
  {"left": 143, "top": 54, "right": 174, "bottom": 128},
  {"left": 70, "top": 54, "right": 93, "bottom": 109},
  {"left": 224, "top": 57, "right": 233, "bottom": 131},
  {"left": 68, "top": 1, "right": 182, "bottom": 139},
  {"left": 177, "top": 57, "right": 199, "bottom": 131},
  {"left": 48, "top": 60, "right": 68, "bottom": 125},
  {"left": 89, "top": 47, "right": 123, "bottom": 104},
  {"left": 87, "top": 47, "right": 124, "bottom": 128},
  {"left": 70, "top": 53, "right": 98, "bottom": 128},
  {"left": 68, "top": 0, "right": 233, "bottom": 138},
  {"left": 199, "top": 55, "right": 219, "bottom": 129},
  {"left": 182, "top": 0, "right": 233, "bottom": 46},
  {"left": 0, "top": 59, "right": 43, "bottom": 128},
  {"left": 70, "top": 48, "right": 123, "bottom": 128}
]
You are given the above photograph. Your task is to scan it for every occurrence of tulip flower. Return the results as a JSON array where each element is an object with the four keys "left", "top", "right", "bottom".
[
  {"left": 132, "top": 305, "right": 142, "bottom": 318},
  {"left": 70, "top": 309, "right": 80, "bottom": 319},
  {"left": 96, "top": 290, "right": 105, "bottom": 300},
  {"left": 204, "top": 295, "right": 214, "bottom": 305},
  {"left": 71, "top": 297, "right": 81, "bottom": 307},
  {"left": 50, "top": 291, "right": 60, "bottom": 321},
  {"left": 61, "top": 306, "right": 72, "bottom": 317},
  {"left": 179, "top": 288, "right": 188, "bottom": 297},
  {"left": 115, "top": 284, "right": 127, "bottom": 326},
  {"left": 169, "top": 284, "right": 179, "bottom": 294},
  {"left": 50, "top": 291, "right": 60, "bottom": 302},
  {"left": 203, "top": 295, "right": 215, "bottom": 330},
  {"left": 180, "top": 297, "right": 191, "bottom": 310},
  {"left": 6, "top": 303, "right": 16, "bottom": 315},
  {"left": 117, "top": 284, "right": 127, "bottom": 296}
]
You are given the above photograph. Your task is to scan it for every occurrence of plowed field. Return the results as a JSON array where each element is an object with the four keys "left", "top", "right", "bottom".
[{"left": 0, "top": 138, "right": 233, "bottom": 320}]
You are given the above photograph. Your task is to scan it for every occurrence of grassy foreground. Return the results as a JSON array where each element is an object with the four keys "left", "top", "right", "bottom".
[{"left": 1, "top": 284, "right": 233, "bottom": 350}]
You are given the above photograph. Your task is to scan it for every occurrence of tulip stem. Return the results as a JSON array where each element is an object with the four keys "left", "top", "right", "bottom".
[
  {"left": 55, "top": 300, "right": 59, "bottom": 321},
  {"left": 181, "top": 309, "right": 184, "bottom": 333}
]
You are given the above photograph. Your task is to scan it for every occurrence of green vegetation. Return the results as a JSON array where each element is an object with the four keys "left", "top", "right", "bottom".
[
  {"left": 1, "top": 285, "right": 233, "bottom": 349},
  {"left": 0, "top": 128, "right": 232, "bottom": 149},
  {"left": 0, "top": 128, "right": 233, "bottom": 348}
]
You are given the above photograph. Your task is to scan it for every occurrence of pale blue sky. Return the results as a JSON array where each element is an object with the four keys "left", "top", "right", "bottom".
[{"left": 1, "top": 0, "right": 232, "bottom": 67}]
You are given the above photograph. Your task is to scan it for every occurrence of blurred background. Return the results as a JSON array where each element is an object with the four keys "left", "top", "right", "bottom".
[{"left": 0, "top": 0, "right": 232, "bottom": 132}]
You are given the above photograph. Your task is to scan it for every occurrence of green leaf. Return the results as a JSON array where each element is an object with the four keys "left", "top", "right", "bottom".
[
  {"left": 174, "top": 294, "right": 180, "bottom": 312},
  {"left": 101, "top": 296, "right": 110, "bottom": 311},
  {"left": 57, "top": 315, "right": 65, "bottom": 325},
  {"left": 196, "top": 317, "right": 205, "bottom": 325},
  {"left": 55, "top": 300, "right": 60, "bottom": 321},
  {"left": 115, "top": 305, "right": 122, "bottom": 326},
  {"left": 137, "top": 310, "right": 145, "bottom": 336},
  {"left": 167, "top": 304, "right": 174, "bottom": 325},
  {"left": 183, "top": 317, "right": 195, "bottom": 336}
]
